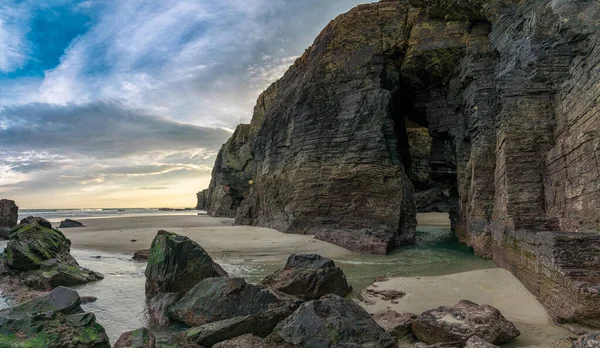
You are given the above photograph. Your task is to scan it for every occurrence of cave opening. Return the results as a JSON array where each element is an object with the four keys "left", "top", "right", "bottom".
[{"left": 389, "top": 81, "right": 459, "bottom": 232}]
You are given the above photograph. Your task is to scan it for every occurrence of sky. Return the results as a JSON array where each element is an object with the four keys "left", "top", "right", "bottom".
[{"left": 0, "top": 0, "right": 366, "bottom": 209}]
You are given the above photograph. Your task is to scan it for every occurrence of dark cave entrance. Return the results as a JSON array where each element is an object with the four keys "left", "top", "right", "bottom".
[{"left": 389, "top": 84, "right": 459, "bottom": 231}]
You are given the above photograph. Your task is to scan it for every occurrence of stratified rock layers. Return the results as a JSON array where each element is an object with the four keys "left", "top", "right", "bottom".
[{"left": 202, "top": 0, "right": 600, "bottom": 327}]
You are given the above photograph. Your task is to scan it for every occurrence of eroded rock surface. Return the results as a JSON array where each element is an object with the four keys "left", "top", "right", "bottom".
[
  {"left": 372, "top": 309, "right": 416, "bottom": 339},
  {"left": 412, "top": 300, "right": 519, "bottom": 345},
  {"left": 145, "top": 230, "right": 227, "bottom": 325},
  {"left": 268, "top": 294, "right": 396, "bottom": 348},
  {"left": 0, "top": 287, "right": 110, "bottom": 347},
  {"left": 260, "top": 254, "right": 352, "bottom": 301},
  {"left": 169, "top": 277, "right": 280, "bottom": 327},
  {"left": 572, "top": 333, "right": 600, "bottom": 348}
]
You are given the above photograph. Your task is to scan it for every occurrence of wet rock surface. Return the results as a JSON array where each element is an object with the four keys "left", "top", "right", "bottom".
[
  {"left": 372, "top": 309, "right": 416, "bottom": 339},
  {"left": 144, "top": 230, "right": 227, "bottom": 325},
  {"left": 59, "top": 219, "right": 85, "bottom": 228},
  {"left": 412, "top": 300, "right": 519, "bottom": 345},
  {"left": 0, "top": 199, "right": 18, "bottom": 229},
  {"left": 169, "top": 277, "right": 281, "bottom": 327},
  {"left": 0, "top": 286, "right": 110, "bottom": 347},
  {"left": 113, "top": 328, "right": 156, "bottom": 348},
  {"left": 260, "top": 254, "right": 352, "bottom": 301},
  {"left": 0, "top": 217, "right": 103, "bottom": 292},
  {"left": 268, "top": 294, "right": 396, "bottom": 348}
]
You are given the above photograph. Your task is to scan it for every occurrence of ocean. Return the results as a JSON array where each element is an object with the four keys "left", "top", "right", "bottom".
[{"left": 18, "top": 208, "right": 202, "bottom": 223}]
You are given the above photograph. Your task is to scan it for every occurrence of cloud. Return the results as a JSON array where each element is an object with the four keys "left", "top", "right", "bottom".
[
  {"left": 0, "top": 101, "right": 232, "bottom": 158},
  {"left": 0, "top": 1, "right": 31, "bottom": 73}
]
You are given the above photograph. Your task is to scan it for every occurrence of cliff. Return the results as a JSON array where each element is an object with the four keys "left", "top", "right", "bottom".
[{"left": 201, "top": 0, "right": 600, "bottom": 327}]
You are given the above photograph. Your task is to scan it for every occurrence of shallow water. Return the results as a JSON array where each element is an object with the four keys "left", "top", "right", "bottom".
[{"left": 0, "top": 228, "right": 573, "bottom": 346}]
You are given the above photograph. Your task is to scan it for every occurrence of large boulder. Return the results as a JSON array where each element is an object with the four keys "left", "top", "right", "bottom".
[
  {"left": 0, "top": 286, "right": 110, "bottom": 347},
  {"left": 169, "top": 277, "right": 281, "bottom": 327},
  {"left": 412, "top": 300, "right": 520, "bottom": 345},
  {"left": 0, "top": 199, "right": 18, "bottom": 229},
  {"left": 145, "top": 230, "right": 227, "bottom": 325},
  {"left": 261, "top": 254, "right": 352, "bottom": 301},
  {"left": 2, "top": 217, "right": 103, "bottom": 290},
  {"left": 59, "top": 219, "right": 85, "bottom": 228},
  {"left": 113, "top": 328, "right": 156, "bottom": 348},
  {"left": 268, "top": 294, "right": 396, "bottom": 348}
]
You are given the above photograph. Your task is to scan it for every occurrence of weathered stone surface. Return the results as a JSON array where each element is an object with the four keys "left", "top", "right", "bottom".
[
  {"left": 372, "top": 310, "right": 416, "bottom": 339},
  {"left": 196, "top": 189, "right": 208, "bottom": 211},
  {"left": 0, "top": 287, "right": 110, "bottom": 347},
  {"left": 201, "top": 124, "right": 254, "bottom": 218},
  {"left": 412, "top": 300, "right": 519, "bottom": 345},
  {"left": 1, "top": 218, "right": 103, "bottom": 291},
  {"left": 145, "top": 230, "right": 227, "bottom": 326},
  {"left": 113, "top": 328, "right": 156, "bottom": 348},
  {"left": 260, "top": 254, "right": 351, "bottom": 301},
  {"left": 212, "top": 334, "right": 265, "bottom": 348},
  {"left": 465, "top": 336, "right": 499, "bottom": 348},
  {"left": 572, "top": 333, "right": 600, "bottom": 348},
  {"left": 59, "top": 219, "right": 85, "bottom": 228},
  {"left": 269, "top": 294, "right": 396, "bottom": 348},
  {"left": 177, "top": 303, "right": 295, "bottom": 347},
  {"left": 169, "top": 277, "right": 281, "bottom": 327},
  {"left": 204, "top": 0, "right": 600, "bottom": 327},
  {"left": 0, "top": 199, "right": 18, "bottom": 229}
]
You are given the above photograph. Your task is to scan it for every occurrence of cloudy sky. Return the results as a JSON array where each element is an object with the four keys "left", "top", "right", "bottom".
[{"left": 0, "top": 0, "right": 366, "bottom": 208}]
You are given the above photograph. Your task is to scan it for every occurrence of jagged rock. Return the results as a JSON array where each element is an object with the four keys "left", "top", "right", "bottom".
[
  {"left": 465, "top": 336, "right": 499, "bottom": 348},
  {"left": 196, "top": 189, "right": 208, "bottom": 210},
  {"left": 177, "top": 302, "right": 295, "bottom": 347},
  {"left": 2, "top": 218, "right": 103, "bottom": 290},
  {"left": 412, "top": 300, "right": 519, "bottom": 345},
  {"left": 0, "top": 200, "right": 18, "bottom": 229},
  {"left": 572, "top": 333, "right": 600, "bottom": 348},
  {"left": 268, "top": 294, "right": 396, "bottom": 348},
  {"left": 113, "top": 328, "right": 156, "bottom": 348},
  {"left": 169, "top": 277, "right": 281, "bottom": 327},
  {"left": 0, "top": 286, "right": 110, "bottom": 347},
  {"left": 212, "top": 334, "right": 265, "bottom": 348},
  {"left": 260, "top": 254, "right": 352, "bottom": 301},
  {"left": 145, "top": 230, "right": 227, "bottom": 326},
  {"left": 59, "top": 219, "right": 85, "bottom": 228},
  {"left": 372, "top": 310, "right": 416, "bottom": 339}
]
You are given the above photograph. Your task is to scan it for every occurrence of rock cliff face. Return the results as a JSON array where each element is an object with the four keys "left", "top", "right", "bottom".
[{"left": 202, "top": 0, "right": 600, "bottom": 327}]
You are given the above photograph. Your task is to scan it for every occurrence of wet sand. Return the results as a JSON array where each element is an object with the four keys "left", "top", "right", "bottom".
[
  {"left": 59, "top": 214, "right": 353, "bottom": 262},
  {"left": 359, "top": 269, "right": 574, "bottom": 347}
]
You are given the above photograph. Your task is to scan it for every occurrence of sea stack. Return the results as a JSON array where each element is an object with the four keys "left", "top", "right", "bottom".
[
  {"left": 0, "top": 199, "right": 18, "bottom": 229},
  {"left": 200, "top": 0, "right": 600, "bottom": 329}
]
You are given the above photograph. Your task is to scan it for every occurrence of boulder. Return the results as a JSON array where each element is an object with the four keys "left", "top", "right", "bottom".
[
  {"left": 269, "top": 294, "right": 396, "bottom": 348},
  {"left": 572, "top": 333, "right": 600, "bottom": 348},
  {"left": 0, "top": 200, "right": 18, "bottom": 229},
  {"left": 372, "top": 310, "right": 416, "bottom": 338},
  {"left": 0, "top": 227, "right": 10, "bottom": 240},
  {"left": 0, "top": 287, "right": 110, "bottom": 347},
  {"left": 412, "top": 300, "right": 520, "bottom": 345},
  {"left": 170, "top": 277, "right": 281, "bottom": 327},
  {"left": 145, "top": 230, "right": 227, "bottom": 325},
  {"left": 59, "top": 219, "right": 85, "bottom": 228},
  {"left": 212, "top": 334, "right": 265, "bottom": 348},
  {"left": 113, "top": 328, "right": 156, "bottom": 348},
  {"left": 465, "top": 336, "right": 499, "bottom": 348},
  {"left": 133, "top": 249, "right": 150, "bottom": 261},
  {"left": 261, "top": 254, "right": 352, "bottom": 301},
  {"left": 2, "top": 217, "right": 103, "bottom": 290}
]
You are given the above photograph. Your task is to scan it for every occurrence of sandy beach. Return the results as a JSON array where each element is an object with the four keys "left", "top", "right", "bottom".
[{"left": 59, "top": 214, "right": 353, "bottom": 262}]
